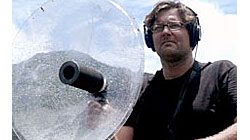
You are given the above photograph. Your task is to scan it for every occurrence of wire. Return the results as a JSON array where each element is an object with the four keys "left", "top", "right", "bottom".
[{"left": 194, "top": 44, "right": 198, "bottom": 60}]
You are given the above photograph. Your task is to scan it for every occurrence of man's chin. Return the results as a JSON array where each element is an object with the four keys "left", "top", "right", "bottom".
[{"left": 161, "top": 46, "right": 176, "bottom": 53}]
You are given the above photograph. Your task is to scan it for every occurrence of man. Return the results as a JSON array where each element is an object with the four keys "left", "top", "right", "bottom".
[{"left": 114, "top": 0, "right": 237, "bottom": 140}]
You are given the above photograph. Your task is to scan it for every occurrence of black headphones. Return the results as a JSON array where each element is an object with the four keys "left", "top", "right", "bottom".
[{"left": 144, "top": 6, "right": 201, "bottom": 52}]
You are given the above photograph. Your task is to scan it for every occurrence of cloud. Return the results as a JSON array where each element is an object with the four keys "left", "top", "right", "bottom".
[{"left": 183, "top": 0, "right": 237, "bottom": 64}]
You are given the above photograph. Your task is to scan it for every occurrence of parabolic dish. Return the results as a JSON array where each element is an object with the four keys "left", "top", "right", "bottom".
[{"left": 12, "top": 0, "right": 144, "bottom": 139}]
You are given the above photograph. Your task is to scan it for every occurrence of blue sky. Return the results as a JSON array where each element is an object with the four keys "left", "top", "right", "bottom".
[
  {"left": 12, "top": 0, "right": 237, "bottom": 73},
  {"left": 12, "top": 0, "right": 237, "bottom": 28}
]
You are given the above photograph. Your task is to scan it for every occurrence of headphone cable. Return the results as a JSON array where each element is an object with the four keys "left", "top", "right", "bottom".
[{"left": 194, "top": 44, "right": 198, "bottom": 60}]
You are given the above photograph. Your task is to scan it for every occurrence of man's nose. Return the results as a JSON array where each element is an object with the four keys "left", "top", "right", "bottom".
[{"left": 162, "top": 26, "right": 172, "bottom": 34}]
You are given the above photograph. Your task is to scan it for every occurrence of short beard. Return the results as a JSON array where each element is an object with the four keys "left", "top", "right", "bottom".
[{"left": 159, "top": 48, "right": 191, "bottom": 67}]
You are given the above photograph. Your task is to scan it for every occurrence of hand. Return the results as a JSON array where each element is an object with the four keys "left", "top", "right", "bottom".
[{"left": 86, "top": 99, "right": 113, "bottom": 129}]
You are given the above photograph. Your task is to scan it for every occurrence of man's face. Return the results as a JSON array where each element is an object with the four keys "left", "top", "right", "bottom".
[{"left": 152, "top": 8, "right": 192, "bottom": 63}]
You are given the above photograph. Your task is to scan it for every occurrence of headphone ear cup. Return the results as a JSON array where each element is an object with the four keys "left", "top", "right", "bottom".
[
  {"left": 193, "top": 21, "right": 201, "bottom": 49},
  {"left": 196, "top": 22, "right": 201, "bottom": 42},
  {"left": 186, "top": 20, "right": 201, "bottom": 50},
  {"left": 144, "top": 25, "right": 155, "bottom": 52}
]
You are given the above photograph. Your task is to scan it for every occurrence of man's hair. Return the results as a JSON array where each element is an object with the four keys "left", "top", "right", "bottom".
[{"left": 144, "top": 0, "right": 197, "bottom": 29}]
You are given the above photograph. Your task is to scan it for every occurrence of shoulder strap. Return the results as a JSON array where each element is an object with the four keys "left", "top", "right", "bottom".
[{"left": 167, "top": 61, "right": 211, "bottom": 138}]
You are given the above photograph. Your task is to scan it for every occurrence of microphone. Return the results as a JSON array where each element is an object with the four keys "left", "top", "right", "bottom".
[{"left": 59, "top": 61, "right": 107, "bottom": 93}]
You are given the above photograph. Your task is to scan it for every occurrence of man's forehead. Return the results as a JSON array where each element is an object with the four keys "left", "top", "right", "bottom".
[
  {"left": 155, "top": 9, "right": 181, "bottom": 22},
  {"left": 157, "top": 9, "right": 179, "bottom": 17}
]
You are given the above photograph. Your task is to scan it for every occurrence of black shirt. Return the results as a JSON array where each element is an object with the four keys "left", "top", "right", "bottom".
[
  {"left": 125, "top": 60, "right": 237, "bottom": 140},
  {"left": 134, "top": 69, "right": 190, "bottom": 140}
]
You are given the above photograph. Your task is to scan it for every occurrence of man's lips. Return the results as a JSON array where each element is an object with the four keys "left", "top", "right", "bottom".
[{"left": 161, "top": 41, "right": 176, "bottom": 47}]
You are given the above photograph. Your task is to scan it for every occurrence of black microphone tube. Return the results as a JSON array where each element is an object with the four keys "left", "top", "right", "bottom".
[{"left": 59, "top": 61, "right": 107, "bottom": 93}]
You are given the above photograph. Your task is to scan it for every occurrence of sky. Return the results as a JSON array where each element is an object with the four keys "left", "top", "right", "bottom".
[{"left": 12, "top": 0, "right": 237, "bottom": 74}]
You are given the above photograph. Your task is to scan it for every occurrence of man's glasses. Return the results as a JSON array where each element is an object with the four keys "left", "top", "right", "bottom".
[{"left": 151, "top": 21, "right": 185, "bottom": 33}]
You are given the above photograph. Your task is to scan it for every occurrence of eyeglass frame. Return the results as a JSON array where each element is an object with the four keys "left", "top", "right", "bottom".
[{"left": 150, "top": 21, "right": 186, "bottom": 33}]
